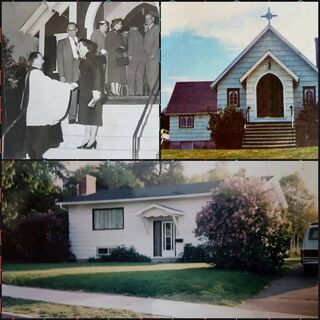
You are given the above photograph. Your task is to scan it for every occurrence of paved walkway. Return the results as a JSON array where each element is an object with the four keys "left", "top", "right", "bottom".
[
  {"left": 240, "top": 264, "right": 318, "bottom": 317},
  {"left": 3, "top": 284, "right": 314, "bottom": 318}
]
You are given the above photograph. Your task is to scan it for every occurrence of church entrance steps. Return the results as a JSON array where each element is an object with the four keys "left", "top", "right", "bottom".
[
  {"left": 43, "top": 104, "right": 159, "bottom": 159},
  {"left": 242, "top": 122, "right": 296, "bottom": 148}
]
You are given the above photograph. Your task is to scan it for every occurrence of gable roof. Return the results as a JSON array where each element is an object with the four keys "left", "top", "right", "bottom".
[
  {"left": 211, "top": 24, "right": 318, "bottom": 88},
  {"left": 58, "top": 181, "right": 221, "bottom": 206},
  {"left": 165, "top": 81, "right": 217, "bottom": 115},
  {"left": 240, "top": 50, "right": 300, "bottom": 83}
]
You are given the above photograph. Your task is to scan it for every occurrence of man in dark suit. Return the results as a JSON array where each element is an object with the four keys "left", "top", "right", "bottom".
[
  {"left": 127, "top": 25, "right": 146, "bottom": 96},
  {"left": 57, "top": 22, "right": 80, "bottom": 124},
  {"left": 144, "top": 13, "right": 159, "bottom": 93},
  {"left": 90, "top": 20, "right": 109, "bottom": 92}
]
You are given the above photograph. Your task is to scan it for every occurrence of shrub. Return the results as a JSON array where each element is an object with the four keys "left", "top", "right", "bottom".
[
  {"left": 97, "top": 245, "right": 151, "bottom": 262},
  {"left": 208, "top": 106, "right": 245, "bottom": 149},
  {"left": 3, "top": 209, "right": 74, "bottom": 262},
  {"left": 179, "top": 243, "right": 210, "bottom": 262},
  {"left": 195, "top": 176, "right": 291, "bottom": 273}
]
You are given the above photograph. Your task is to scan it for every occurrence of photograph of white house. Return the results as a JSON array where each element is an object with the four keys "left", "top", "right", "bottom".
[
  {"left": 58, "top": 175, "right": 287, "bottom": 260},
  {"left": 161, "top": 2, "right": 318, "bottom": 152}
]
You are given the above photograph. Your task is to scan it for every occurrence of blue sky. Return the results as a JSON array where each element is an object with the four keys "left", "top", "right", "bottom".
[{"left": 161, "top": 2, "right": 318, "bottom": 109}]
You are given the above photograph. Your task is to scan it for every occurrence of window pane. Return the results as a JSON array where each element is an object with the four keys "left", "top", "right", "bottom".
[{"left": 94, "top": 208, "right": 123, "bottom": 229}]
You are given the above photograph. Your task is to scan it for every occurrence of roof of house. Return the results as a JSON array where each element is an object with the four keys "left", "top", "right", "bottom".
[
  {"left": 165, "top": 81, "right": 217, "bottom": 115},
  {"left": 58, "top": 178, "right": 274, "bottom": 206},
  {"left": 59, "top": 181, "right": 220, "bottom": 205},
  {"left": 210, "top": 24, "right": 318, "bottom": 88}
]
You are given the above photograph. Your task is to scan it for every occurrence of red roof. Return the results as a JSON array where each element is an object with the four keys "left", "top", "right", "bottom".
[{"left": 165, "top": 81, "right": 217, "bottom": 115}]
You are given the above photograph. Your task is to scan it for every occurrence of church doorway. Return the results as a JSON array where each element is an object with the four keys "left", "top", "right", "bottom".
[{"left": 257, "top": 73, "right": 284, "bottom": 118}]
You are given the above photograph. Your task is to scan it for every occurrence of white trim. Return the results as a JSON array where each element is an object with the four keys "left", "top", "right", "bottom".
[
  {"left": 211, "top": 25, "right": 317, "bottom": 88},
  {"left": 85, "top": 2, "right": 103, "bottom": 39},
  {"left": 240, "top": 50, "right": 299, "bottom": 83},
  {"left": 136, "top": 204, "right": 184, "bottom": 217},
  {"left": 39, "top": 24, "right": 45, "bottom": 55},
  {"left": 57, "top": 192, "right": 212, "bottom": 206}
]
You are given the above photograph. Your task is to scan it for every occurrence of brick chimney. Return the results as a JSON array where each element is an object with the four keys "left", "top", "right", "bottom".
[{"left": 78, "top": 175, "right": 96, "bottom": 196}]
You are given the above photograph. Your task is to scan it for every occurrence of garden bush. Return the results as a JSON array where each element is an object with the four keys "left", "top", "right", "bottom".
[
  {"left": 4, "top": 209, "right": 74, "bottom": 262},
  {"left": 195, "top": 176, "right": 291, "bottom": 273},
  {"left": 96, "top": 245, "right": 151, "bottom": 262},
  {"left": 208, "top": 106, "right": 245, "bottom": 149},
  {"left": 179, "top": 243, "right": 210, "bottom": 262}
]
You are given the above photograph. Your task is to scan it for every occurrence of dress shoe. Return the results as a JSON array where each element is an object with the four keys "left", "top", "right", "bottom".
[
  {"left": 77, "top": 141, "right": 89, "bottom": 149},
  {"left": 85, "top": 140, "right": 97, "bottom": 149}
]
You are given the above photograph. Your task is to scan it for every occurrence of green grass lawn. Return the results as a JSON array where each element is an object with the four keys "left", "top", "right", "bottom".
[
  {"left": 3, "top": 262, "right": 274, "bottom": 306},
  {"left": 2, "top": 297, "right": 149, "bottom": 318},
  {"left": 161, "top": 147, "right": 318, "bottom": 159}
]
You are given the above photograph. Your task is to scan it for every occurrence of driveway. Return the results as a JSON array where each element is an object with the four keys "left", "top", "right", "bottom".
[{"left": 239, "top": 263, "right": 318, "bottom": 317}]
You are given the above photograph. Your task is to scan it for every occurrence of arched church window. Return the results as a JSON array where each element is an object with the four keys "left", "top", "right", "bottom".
[
  {"left": 303, "top": 87, "right": 316, "bottom": 105},
  {"left": 227, "top": 88, "right": 240, "bottom": 107},
  {"left": 179, "top": 116, "right": 194, "bottom": 128}
]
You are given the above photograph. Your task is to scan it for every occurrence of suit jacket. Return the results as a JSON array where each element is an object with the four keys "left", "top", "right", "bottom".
[
  {"left": 144, "top": 24, "right": 159, "bottom": 60},
  {"left": 90, "top": 29, "right": 107, "bottom": 52},
  {"left": 128, "top": 29, "right": 146, "bottom": 61},
  {"left": 57, "top": 37, "right": 80, "bottom": 83}
]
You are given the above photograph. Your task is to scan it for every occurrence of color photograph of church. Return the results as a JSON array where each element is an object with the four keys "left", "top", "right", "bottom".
[{"left": 161, "top": 2, "right": 318, "bottom": 159}]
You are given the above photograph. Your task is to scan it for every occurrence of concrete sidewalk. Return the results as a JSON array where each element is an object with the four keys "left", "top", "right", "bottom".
[{"left": 3, "top": 284, "right": 314, "bottom": 318}]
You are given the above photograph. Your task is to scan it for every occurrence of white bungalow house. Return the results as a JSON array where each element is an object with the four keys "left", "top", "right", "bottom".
[
  {"left": 165, "top": 9, "right": 318, "bottom": 149},
  {"left": 58, "top": 175, "right": 288, "bottom": 260},
  {"left": 16, "top": 1, "right": 159, "bottom": 159}
]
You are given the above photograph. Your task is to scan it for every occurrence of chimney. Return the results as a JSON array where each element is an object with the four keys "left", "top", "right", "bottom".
[
  {"left": 315, "top": 38, "right": 319, "bottom": 68},
  {"left": 78, "top": 175, "right": 96, "bottom": 196}
]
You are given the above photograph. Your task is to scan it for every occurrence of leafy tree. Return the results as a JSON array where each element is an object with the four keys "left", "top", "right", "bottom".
[
  {"left": 2, "top": 161, "right": 67, "bottom": 226},
  {"left": 189, "top": 162, "right": 231, "bottom": 182},
  {"left": 208, "top": 106, "right": 245, "bottom": 148},
  {"left": 280, "top": 173, "right": 317, "bottom": 249},
  {"left": 130, "top": 161, "right": 185, "bottom": 186},
  {"left": 195, "top": 176, "right": 291, "bottom": 273}
]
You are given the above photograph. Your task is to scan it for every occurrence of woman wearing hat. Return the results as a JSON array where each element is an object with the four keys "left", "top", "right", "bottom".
[
  {"left": 77, "top": 38, "right": 103, "bottom": 149},
  {"left": 105, "top": 18, "right": 127, "bottom": 96}
]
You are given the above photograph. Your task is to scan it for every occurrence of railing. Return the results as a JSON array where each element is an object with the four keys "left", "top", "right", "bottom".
[
  {"left": 290, "top": 105, "right": 295, "bottom": 146},
  {"left": 132, "top": 75, "right": 159, "bottom": 159},
  {"left": 245, "top": 106, "right": 251, "bottom": 124}
]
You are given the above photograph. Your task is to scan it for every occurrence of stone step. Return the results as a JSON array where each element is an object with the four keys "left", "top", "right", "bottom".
[
  {"left": 244, "top": 137, "right": 296, "bottom": 141},
  {"left": 242, "top": 144, "right": 296, "bottom": 148},
  {"left": 246, "top": 122, "right": 293, "bottom": 127}
]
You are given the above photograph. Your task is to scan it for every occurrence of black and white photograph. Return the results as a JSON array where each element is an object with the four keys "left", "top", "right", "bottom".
[{"left": 2, "top": 1, "right": 160, "bottom": 159}]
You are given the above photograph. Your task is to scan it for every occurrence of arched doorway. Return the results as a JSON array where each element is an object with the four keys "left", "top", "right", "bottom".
[{"left": 257, "top": 73, "right": 284, "bottom": 118}]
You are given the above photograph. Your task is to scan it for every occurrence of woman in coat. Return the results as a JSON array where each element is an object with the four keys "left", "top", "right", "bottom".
[
  {"left": 105, "top": 18, "right": 127, "bottom": 96},
  {"left": 77, "top": 38, "right": 103, "bottom": 149}
]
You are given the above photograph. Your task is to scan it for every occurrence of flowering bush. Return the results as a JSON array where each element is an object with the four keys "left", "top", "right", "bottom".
[{"left": 195, "top": 176, "right": 290, "bottom": 273}]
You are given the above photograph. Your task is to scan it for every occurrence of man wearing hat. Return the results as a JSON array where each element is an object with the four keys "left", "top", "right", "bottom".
[{"left": 90, "top": 20, "right": 109, "bottom": 92}]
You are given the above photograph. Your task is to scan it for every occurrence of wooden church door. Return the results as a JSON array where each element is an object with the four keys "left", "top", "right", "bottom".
[{"left": 257, "top": 73, "right": 284, "bottom": 118}]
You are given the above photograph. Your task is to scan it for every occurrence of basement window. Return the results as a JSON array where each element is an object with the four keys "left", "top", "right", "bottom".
[{"left": 96, "top": 247, "right": 114, "bottom": 256}]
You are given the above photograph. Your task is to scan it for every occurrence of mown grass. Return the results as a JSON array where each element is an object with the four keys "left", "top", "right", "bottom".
[
  {"left": 161, "top": 147, "right": 318, "bottom": 159},
  {"left": 3, "top": 262, "right": 274, "bottom": 306},
  {"left": 2, "top": 296, "right": 149, "bottom": 318}
]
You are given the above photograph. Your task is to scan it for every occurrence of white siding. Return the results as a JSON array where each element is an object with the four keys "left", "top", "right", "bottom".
[
  {"left": 169, "top": 115, "right": 211, "bottom": 141},
  {"left": 68, "top": 195, "right": 210, "bottom": 260}
]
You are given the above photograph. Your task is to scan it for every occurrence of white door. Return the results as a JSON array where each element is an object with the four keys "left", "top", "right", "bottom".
[{"left": 162, "top": 221, "right": 175, "bottom": 257}]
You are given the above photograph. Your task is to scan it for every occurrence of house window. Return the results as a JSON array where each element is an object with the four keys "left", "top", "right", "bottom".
[
  {"left": 303, "top": 86, "right": 316, "bottom": 105},
  {"left": 96, "top": 247, "right": 114, "bottom": 256},
  {"left": 227, "top": 88, "right": 240, "bottom": 107},
  {"left": 179, "top": 115, "right": 194, "bottom": 128},
  {"left": 93, "top": 208, "right": 124, "bottom": 230}
]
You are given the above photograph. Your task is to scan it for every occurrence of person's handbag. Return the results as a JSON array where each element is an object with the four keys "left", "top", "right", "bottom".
[{"left": 116, "top": 56, "right": 129, "bottom": 66}]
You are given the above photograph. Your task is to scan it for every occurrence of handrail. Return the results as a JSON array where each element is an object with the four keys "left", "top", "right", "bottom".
[
  {"left": 290, "top": 105, "right": 294, "bottom": 146},
  {"left": 246, "top": 106, "right": 251, "bottom": 124},
  {"left": 132, "top": 75, "right": 159, "bottom": 159}
]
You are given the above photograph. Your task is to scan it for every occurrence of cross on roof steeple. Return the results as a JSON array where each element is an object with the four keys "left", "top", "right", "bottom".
[{"left": 261, "top": 7, "right": 277, "bottom": 25}]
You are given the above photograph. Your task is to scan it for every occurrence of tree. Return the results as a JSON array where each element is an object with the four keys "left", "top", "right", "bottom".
[
  {"left": 280, "top": 173, "right": 317, "bottom": 249},
  {"left": 130, "top": 161, "right": 186, "bottom": 186},
  {"left": 195, "top": 176, "right": 291, "bottom": 273},
  {"left": 189, "top": 162, "right": 231, "bottom": 182},
  {"left": 2, "top": 161, "right": 67, "bottom": 226}
]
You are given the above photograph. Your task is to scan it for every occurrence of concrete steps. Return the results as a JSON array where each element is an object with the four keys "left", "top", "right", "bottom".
[
  {"left": 43, "top": 103, "right": 159, "bottom": 159},
  {"left": 242, "top": 122, "right": 296, "bottom": 148}
]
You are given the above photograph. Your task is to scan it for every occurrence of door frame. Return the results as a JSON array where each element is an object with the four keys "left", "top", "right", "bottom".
[{"left": 153, "top": 220, "right": 176, "bottom": 258}]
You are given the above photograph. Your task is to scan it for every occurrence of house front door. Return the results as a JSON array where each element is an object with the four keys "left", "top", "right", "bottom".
[
  {"left": 257, "top": 73, "right": 284, "bottom": 118},
  {"left": 153, "top": 220, "right": 175, "bottom": 257}
]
